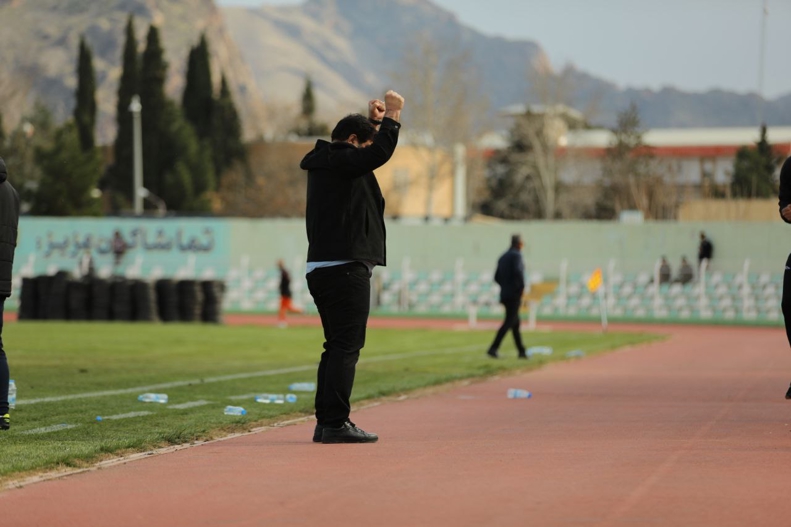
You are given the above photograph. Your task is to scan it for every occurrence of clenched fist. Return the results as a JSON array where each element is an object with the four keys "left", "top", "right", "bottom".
[
  {"left": 368, "top": 99, "right": 385, "bottom": 122},
  {"left": 385, "top": 90, "right": 405, "bottom": 111}
]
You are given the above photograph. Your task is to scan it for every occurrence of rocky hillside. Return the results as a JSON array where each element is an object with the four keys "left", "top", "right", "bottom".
[
  {"left": 0, "top": 0, "right": 267, "bottom": 143},
  {"left": 222, "top": 0, "right": 791, "bottom": 129}
]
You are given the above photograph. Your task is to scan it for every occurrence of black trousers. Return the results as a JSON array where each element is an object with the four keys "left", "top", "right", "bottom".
[
  {"left": 488, "top": 297, "right": 526, "bottom": 355},
  {"left": 782, "top": 254, "right": 791, "bottom": 347},
  {"left": 307, "top": 263, "right": 371, "bottom": 428},
  {"left": 0, "top": 298, "right": 8, "bottom": 414}
]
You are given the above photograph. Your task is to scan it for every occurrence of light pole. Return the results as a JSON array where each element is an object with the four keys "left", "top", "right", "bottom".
[
  {"left": 129, "top": 94, "right": 143, "bottom": 215},
  {"left": 758, "top": 0, "right": 768, "bottom": 126}
]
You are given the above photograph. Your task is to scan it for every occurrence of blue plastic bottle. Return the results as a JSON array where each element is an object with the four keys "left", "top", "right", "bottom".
[
  {"left": 224, "top": 406, "right": 247, "bottom": 416},
  {"left": 507, "top": 388, "right": 532, "bottom": 399}
]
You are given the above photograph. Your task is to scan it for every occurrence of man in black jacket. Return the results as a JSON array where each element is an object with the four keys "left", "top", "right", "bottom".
[
  {"left": 487, "top": 234, "right": 527, "bottom": 359},
  {"left": 777, "top": 156, "right": 791, "bottom": 400},
  {"left": 301, "top": 90, "right": 404, "bottom": 444},
  {"left": 0, "top": 157, "right": 20, "bottom": 430}
]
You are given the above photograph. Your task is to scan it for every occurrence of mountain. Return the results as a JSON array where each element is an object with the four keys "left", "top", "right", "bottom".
[
  {"left": 0, "top": 0, "right": 267, "bottom": 143},
  {"left": 222, "top": 0, "right": 791, "bottom": 129}
]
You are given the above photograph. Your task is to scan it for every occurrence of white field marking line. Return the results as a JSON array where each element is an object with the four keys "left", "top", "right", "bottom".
[
  {"left": 102, "top": 411, "right": 152, "bottom": 420},
  {"left": 21, "top": 424, "right": 79, "bottom": 435},
  {"left": 17, "top": 344, "right": 484, "bottom": 406},
  {"left": 168, "top": 400, "right": 211, "bottom": 410}
]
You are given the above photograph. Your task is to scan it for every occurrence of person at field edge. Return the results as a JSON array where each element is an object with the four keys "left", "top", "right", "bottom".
[
  {"left": 0, "top": 157, "right": 20, "bottom": 430},
  {"left": 112, "top": 230, "right": 127, "bottom": 275},
  {"left": 301, "top": 90, "right": 404, "bottom": 444},
  {"left": 659, "top": 257, "right": 671, "bottom": 284},
  {"left": 277, "top": 259, "right": 303, "bottom": 327},
  {"left": 776, "top": 155, "right": 791, "bottom": 400},
  {"left": 698, "top": 231, "right": 713, "bottom": 274},
  {"left": 487, "top": 234, "right": 527, "bottom": 359},
  {"left": 677, "top": 256, "right": 694, "bottom": 285}
]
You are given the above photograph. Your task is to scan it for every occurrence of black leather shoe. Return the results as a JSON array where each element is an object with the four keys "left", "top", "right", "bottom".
[
  {"left": 313, "top": 424, "right": 323, "bottom": 443},
  {"left": 785, "top": 383, "right": 791, "bottom": 400},
  {"left": 486, "top": 349, "right": 498, "bottom": 359},
  {"left": 321, "top": 421, "right": 378, "bottom": 444},
  {"left": 0, "top": 414, "right": 9, "bottom": 431}
]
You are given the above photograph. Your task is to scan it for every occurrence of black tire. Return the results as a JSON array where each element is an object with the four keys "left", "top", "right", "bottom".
[
  {"left": 110, "top": 279, "right": 132, "bottom": 321},
  {"left": 35, "top": 275, "right": 52, "bottom": 320},
  {"left": 156, "top": 279, "right": 179, "bottom": 322},
  {"left": 201, "top": 280, "right": 225, "bottom": 323},
  {"left": 90, "top": 278, "right": 111, "bottom": 321},
  {"left": 18, "top": 278, "right": 38, "bottom": 320},
  {"left": 177, "top": 280, "right": 203, "bottom": 322},
  {"left": 132, "top": 280, "right": 159, "bottom": 322},
  {"left": 47, "top": 271, "right": 69, "bottom": 321},
  {"left": 66, "top": 280, "right": 89, "bottom": 321}
]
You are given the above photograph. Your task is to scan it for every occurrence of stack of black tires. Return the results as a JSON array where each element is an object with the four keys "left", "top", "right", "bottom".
[{"left": 18, "top": 276, "right": 225, "bottom": 323}]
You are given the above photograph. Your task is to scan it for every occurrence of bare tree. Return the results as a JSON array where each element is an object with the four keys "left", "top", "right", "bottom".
[
  {"left": 596, "top": 103, "right": 678, "bottom": 219},
  {"left": 479, "top": 66, "right": 585, "bottom": 219},
  {"left": 393, "top": 33, "right": 487, "bottom": 218}
]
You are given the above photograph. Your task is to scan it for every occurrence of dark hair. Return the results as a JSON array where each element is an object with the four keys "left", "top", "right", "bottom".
[
  {"left": 510, "top": 234, "right": 522, "bottom": 248},
  {"left": 331, "top": 114, "right": 377, "bottom": 143}
]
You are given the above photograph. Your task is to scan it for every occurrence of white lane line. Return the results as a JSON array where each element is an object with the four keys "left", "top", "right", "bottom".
[
  {"left": 22, "top": 424, "right": 79, "bottom": 435},
  {"left": 17, "top": 344, "right": 483, "bottom": 406},
  {"left": 168, "top": 400, "right": 211, "bottom": 410},
  {"left": 102, "top": 411, "right": 152, "bottom": 420}
]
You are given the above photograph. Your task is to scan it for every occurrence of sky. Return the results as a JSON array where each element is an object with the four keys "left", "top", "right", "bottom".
[{"left": 217, "top": 0, "right": 791, "bottom": 99}]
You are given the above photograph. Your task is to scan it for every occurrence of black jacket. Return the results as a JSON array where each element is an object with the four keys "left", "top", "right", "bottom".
[
  {"left": 494, "top": 248, "right": 525, "bottom": 302},
  {"left": 279, "top": 269, "right": 291, "bottom": 298},
  {"left": 779, "top": 156, "right": 791, "bottom": 224},
  {"left": 301, "top": 117, "right": 401, "bottom": 265},
  {"left": 0, "top": 157, "right": 20, "bottom": 298}
]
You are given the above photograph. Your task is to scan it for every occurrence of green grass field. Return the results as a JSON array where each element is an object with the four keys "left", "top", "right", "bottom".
[{"left": 0, "top": 322, "right": 660, "bottom": 481}]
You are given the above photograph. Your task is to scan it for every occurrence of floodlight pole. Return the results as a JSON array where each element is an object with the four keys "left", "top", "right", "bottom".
[{"left": 129, "top": 95, "right": 144, "bottom": 215}]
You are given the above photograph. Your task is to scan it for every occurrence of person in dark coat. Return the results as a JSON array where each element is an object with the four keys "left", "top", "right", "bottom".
[
  {"left": 0, "top": 157, "right": 20, "bottom": 430},
  {"left": 698, "top": 231, "right": 713, "bottom": 272},
  {"left": 677, "top": 256, "right": 694, "bottom": 285},
  {"left": 301, "top": 90, "right": 404, "bottom": 444},
  {"left": 777, "top": 156, "right": 791, "bottom": 400},
  {"left": 487, "top": 234, "right": 527, "bottom": 359}
]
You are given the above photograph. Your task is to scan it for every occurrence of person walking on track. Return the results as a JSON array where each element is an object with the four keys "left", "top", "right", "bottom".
[
  {"left": 277, "top": 259, "right": 303, "bottom": 327},
  {"left": 487, "top": 234, "right": 527, "bottom": 359}
]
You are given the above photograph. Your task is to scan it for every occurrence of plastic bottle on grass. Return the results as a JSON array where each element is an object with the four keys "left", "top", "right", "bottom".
[
  {"left": 7, "top": 380, "right": 16, "bottom": 409},
  {"left": 288, "top": 382, "right": 316, "bottom": 392},
  {"left": 507, "top": 389, "right": 532, "bottom": 399},
  {"left": 565, "top": 350, "right": 586, "bottom": 358},
  {"left": 138, "top": 393, "right": 168, "bottom": 404},
  {"left": 255, "top": 394, "right": 285, "bottom": 404},
  {"left": 285, "top": 394, "right": 297, "bottom": 403},
  {"left": 224, "top": 406, "right": 247, "bottom": 416}
]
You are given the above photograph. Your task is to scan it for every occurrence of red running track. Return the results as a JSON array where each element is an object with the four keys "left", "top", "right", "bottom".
[{"left": 2, "top": 324, "right": 791, "bottom": 526}]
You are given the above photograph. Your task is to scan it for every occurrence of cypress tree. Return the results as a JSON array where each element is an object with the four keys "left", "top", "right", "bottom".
[
  {"left": 211, "top": 73, "right": 246, "bottom": 180},
  {"left": 139, "top": 24, "right": 168, "bottom": 198},
  {"left": 32, "top": 122, "right": 102, "bottom": 216},
  {"left": 182, "top": 33, "right": 214, "bottom": 142},
  {"left": 112, "top": 15, "right": 140, "bottom": 203},
  {"left": 731, "top": 125, "right": 781, "bottom": 198},
  {"left": 74, "top": 36, "right": 97, "bottom": 152},
  {"left": 301, "top": 76, "right": 316, "bottom": 121}
]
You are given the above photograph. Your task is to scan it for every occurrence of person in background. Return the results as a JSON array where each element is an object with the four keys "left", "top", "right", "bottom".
[
  {"left": 79, "top": 248, "right": 95, "bottom": 279},
  {"left": 277, "top": 259, "right": 302, "bottom": 327},
  {"left": 777, "top": 155, "right": 791, "bottom": 400},
  {"left": 0, "top": 157, "right": 20, "bottom": 430},
  {"left": 698, "top": 231, "right": 713, "bottom": 273},
  {"left": 659, "top": 257, "right": 671, "bottom": 284},
  {"left": 487, "top": 234, "right": 527, "bottom": 359},
  {"left": 112, "top": 230, "right": 127, "bottom": 276},
  {"left": 677, "top": 256, "right": 694, "bottom": 285},
  {"left": 301, "top": 90, "right": 404, "bottom": 444}
]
